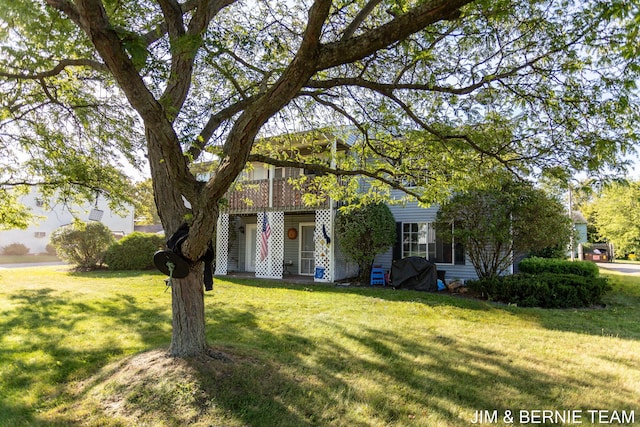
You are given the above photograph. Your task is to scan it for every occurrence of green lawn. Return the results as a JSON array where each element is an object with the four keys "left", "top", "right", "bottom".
[{"left": 0, "top": 266, "right": 638, "bottom": 426}]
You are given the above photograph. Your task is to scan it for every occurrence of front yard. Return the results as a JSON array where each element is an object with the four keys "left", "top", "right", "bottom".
[{"left": 0, "top": 265, "right": 638, "bottom": 426}]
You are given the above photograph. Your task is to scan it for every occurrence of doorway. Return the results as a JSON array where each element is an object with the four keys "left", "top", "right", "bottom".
[
  {"left": 245, "top": 223, "right": 257, "bottom": 272},
  {"left": 299, "top": 223, "right": 315, "bottom": 275}
]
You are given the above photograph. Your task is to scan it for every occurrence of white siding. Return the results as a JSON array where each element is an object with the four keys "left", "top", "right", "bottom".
[{"left": 0, "top": 190, "right": 134, "bottom": 254}]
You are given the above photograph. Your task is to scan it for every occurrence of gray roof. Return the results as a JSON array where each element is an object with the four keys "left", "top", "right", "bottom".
[{"left": 571, "top": 211, "right": 587, "bottom": 224}]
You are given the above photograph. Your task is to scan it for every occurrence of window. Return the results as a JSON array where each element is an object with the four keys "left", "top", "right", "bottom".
[
  {"left": 274, "top": 167, "right": 301, "bottom": 179},
  {"left": 34, "top": 232, "right": 46, "bottom": 238},
  {"left": 35, "top": 199, "right": 44, "bottom": 207},
  {"left": 402, "top": 222, "right": 455, "bottom": 264}
]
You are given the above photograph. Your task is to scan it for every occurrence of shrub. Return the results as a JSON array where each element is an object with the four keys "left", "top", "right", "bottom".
[
  {"left": 518, "top": 256, "right": 599, "bottom": 278},
  {"left": 50, "top": 221, "right": 115, "bottom": 269},
  {"left": 2, "top": 243, "right": 30, "bottom": 256},
  {"left": 45, "top": 244, "right": 57, "bottom": 256},
  {"left": 105, "top": 232, "right": 166, "bottom": 270},
  {"left": 467, "top": 273, "right": 610, "bottom": 308},
  {"left": 335, "top": 202, "right": 396, "bottom": 283},
  {"left": 435, "top": 180, "right": 572, "bottom": 278}
]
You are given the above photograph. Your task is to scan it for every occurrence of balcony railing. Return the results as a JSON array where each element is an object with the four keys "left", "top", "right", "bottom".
[{"left": 223, "top": 178, "right": 329, "bottom": 213}]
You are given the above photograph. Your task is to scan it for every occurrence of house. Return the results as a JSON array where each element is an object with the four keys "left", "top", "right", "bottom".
[
  {"left": 0, "top": 189, "right": 135, "bottom": 255},
  {"left": 373, "top": 198, "right": 481, "bottom": 282},
  {"left": 205, "top": 132, "right": 358, "bottom": 282},
  {"left": 209, "top": 131, "right": 489, "bottom": 283}
]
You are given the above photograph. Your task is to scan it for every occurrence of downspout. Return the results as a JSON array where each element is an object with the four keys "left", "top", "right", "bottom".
[
  {"left": 268, "top": 165, "right": 274, "bottom": 209},
  {"left": 330, "top": 136, "right": 337, "bottom": 282}
]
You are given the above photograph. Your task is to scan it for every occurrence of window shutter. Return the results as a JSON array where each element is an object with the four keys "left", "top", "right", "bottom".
[{"left": 392, "top": 222, "right": 403, "bottom": 261}]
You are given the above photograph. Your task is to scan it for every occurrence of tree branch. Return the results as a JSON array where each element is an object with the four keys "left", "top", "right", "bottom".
[
  {"left": 187, "top": 97, "right": 255, "bottom": 160},
  {"left": 341, "top": 0, "right": 384, "bottom": 40},
  {"left": 305, "top": 58, "right": 545, "bottom": 96},
  {"left": 318, "top": 0, "right": 472, "bottom": 70},
  {"left": 0, "top": 58, "right": 107, "bottom": 80},
  {"left": 248, "top": 153, "right": 426, "bottom": 202},
  {"left": 45, "top": 0, "right": 82, "bottom": 27},
  {"left": 206, "top": 0, "right": 333, "bottom": 201},
  {"left": 63, "top": 0, "right": 198, "bottom": 198}
]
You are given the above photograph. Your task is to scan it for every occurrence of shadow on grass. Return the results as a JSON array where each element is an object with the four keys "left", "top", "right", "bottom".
[
  {"left": 220, "top": 275, "right": 640, "bottom": 342},
  {"left": 68, "top": 268, "right": 163, "bottom": 279},
  {"left": 220, "top": 276, "right": 495, "bottom": 308},
  {"left": 218, "top": 315, "right": 637, "bottom": 425},
  {"left": 0, "top": 287, "right": 171, "bottom": 426},
  {"left": 56, "top": 305, "right": 637, "bottom": 426},
  {"left": 2, "top": 274, "right": 638, "bottom": 426}
]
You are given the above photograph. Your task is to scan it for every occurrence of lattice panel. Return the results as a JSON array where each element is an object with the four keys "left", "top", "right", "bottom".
[
  {"left": 314, "top": 209, "right": 332, "bottom": 282},
  {"left": 214, "top": 214, "right": 229, "bottom": 275},
  {"left": 255, "top": 211, "right": 284, "bottom": 279}
]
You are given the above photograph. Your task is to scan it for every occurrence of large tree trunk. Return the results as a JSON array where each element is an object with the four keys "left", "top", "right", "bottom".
[
  {"left": 168, "top": 262, "right": 208, "bottom": 357},
  {"left": 147, "top": 130, "right": 210, "bottom": 358}
]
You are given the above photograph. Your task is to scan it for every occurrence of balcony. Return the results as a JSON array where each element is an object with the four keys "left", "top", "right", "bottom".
[{"left": 223, "top": 178, "right": 330, "bottom": 214}]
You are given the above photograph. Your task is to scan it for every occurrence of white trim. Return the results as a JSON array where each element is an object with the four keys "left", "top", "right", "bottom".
[
  {"left": 299, "top": 222, "right": 315, "bottom": 275},
  {"left": 401, "top": 221, "right": 455, "bottom": 265},
  {"left": 245, "top": 223, "right": 257, "bottom": 272}
]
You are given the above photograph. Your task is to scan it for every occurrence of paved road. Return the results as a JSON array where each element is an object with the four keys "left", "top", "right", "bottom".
[
  {"left": 597, "top": 262, "right": 640, "bottom": 276},
  {"left": 0, "top": 262, "right": 68, "bottom": 269}
]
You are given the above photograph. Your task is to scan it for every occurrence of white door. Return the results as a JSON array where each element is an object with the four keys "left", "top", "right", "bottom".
[
  {"left": 299, "top": 223, "right": 315, "bottom": 275},
  {"left": 245, "top": 224, "right": 257, "bottom": 272}
]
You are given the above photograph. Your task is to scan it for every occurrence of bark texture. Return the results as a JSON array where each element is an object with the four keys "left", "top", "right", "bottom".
[{"left": 168, "top": 263, "right": 207, "bottom": 357}]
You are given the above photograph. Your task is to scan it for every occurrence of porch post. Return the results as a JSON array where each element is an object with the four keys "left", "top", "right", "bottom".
[
  {"left": 314, "top": 209, "right": 332, "bottom": 282},
  {"left": 255, "top": 211, "right": 284, "bottom": 279},
  {"left": 214, "top": 213, "right": 229, "bottom": 275}
]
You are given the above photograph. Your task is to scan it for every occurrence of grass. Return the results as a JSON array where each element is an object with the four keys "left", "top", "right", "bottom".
[{"left": 0, "top": 266, "right": 639, "bottom": 426}]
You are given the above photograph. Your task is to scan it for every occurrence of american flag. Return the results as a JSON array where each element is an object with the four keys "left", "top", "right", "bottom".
[{"left": 260, "top": 213, "right": 271, "bottom": 261}]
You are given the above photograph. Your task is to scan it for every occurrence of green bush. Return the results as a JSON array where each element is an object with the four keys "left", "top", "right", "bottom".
[
  {"left": 467, "top": 273, "right": 610, "bottom": 308},
  {"left": 2, "top": 243, "right": 30, "bottom": 256},
  {"left": 105, "top": 232, "right": 166, "bottom": 270},
  {"left": 519, "top": 256, "right": 599, "bottom": 278},
  {"left": 50, "top": 221, "right": 115, "bottom": 269},
  {"left": 335, "top": 202, "right": 396, "bottom": 282}
]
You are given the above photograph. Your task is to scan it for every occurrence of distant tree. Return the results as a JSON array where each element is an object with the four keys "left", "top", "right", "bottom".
[
  {"left": 50, "top": 221, "right": 115, "bottom": 269},
  {"left": 582, "top": 180, "right": 640, "bottom": 256},
  {"left": 1, "top": 243, "right": 30, "bottom": 256},
  {"left": 436, "top": 181, "right": 572, "bottom": 278},
  {"left": 336, "top": 202, "right": 396, "bottom": 283},
  {"left": 131, "top": 179, "right": 161, "bottom": 225}
]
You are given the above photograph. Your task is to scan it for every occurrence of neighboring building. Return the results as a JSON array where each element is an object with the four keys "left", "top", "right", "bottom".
[
  {"left": 210, "top": 132, "right": 497, "bottom": 283},
  {"left": 570, "top": 210, "right": 588, "bottom": 260},
  {"left": 0, "top": 189, "right": 135, "bottom": 254}
]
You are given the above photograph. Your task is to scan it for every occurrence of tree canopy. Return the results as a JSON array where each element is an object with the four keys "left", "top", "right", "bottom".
[
  {"left": 435, "top": 179, "right": 573, "bottom": 278},
  {"left": 581, "top": 180, "right": 640, "bottom": 257},
  {"left": 2, "top": 0, "right": 639, "bottom": 356}
]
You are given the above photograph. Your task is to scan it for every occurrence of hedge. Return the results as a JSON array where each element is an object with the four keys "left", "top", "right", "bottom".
[
  {"left": 105, "top": 232, "right": 166, "bottom": 270},
  {"left": 518, "top": 256, "right": 599, "bottom": 278},
  {"left": 467, "top": 273, "right": 610, "bottom": 308}
]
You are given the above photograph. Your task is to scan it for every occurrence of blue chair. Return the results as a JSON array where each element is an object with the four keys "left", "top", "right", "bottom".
[{"left": 370, "top": 267, "right": 385, "bottom": 286}]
